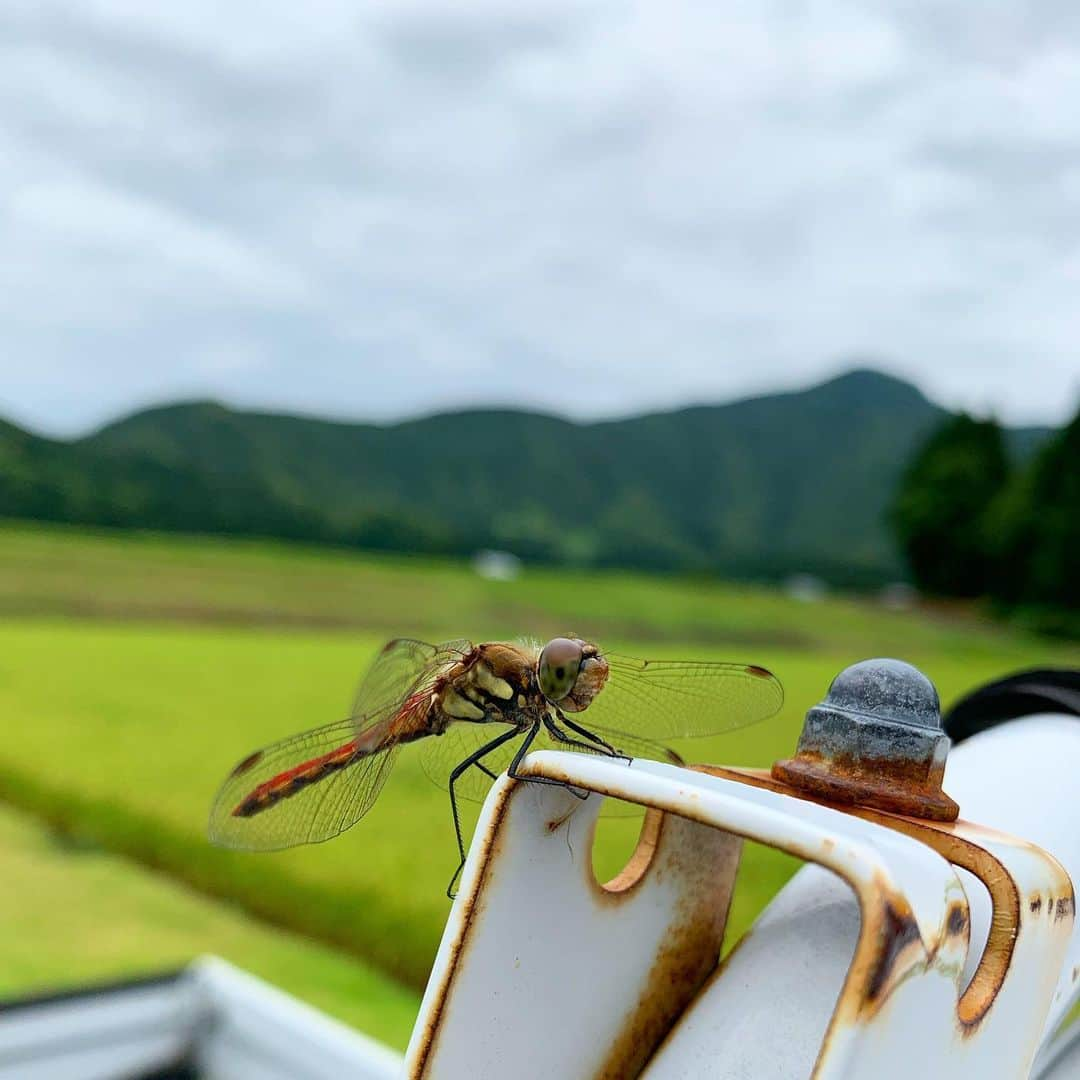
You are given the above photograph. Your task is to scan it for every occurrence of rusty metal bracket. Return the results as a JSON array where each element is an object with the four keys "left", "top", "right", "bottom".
[
  {"left": 403, "top": 745, "right": 1076, "bottom": 1079},
  {"left": 405, "top": 653, "right": 1080, "bottom": 1079}
]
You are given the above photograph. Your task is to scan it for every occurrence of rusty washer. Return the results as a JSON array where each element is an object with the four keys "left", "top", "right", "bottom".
[{"left": 772, "top": 658, "right": 959, "bottom": 821}]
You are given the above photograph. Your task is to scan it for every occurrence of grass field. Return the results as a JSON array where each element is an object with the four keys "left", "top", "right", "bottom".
[
  {"left": 0, "top": 802, "right": 419, "bottom": 1048},
  {"left": 0, "top": 521, "right": 1050, "bottom": 655},
  {"left": 0, "top": 522, "right": 1076, "bottom": 1013}
]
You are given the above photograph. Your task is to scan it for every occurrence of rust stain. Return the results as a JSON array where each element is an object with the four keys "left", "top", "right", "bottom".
[
  {"left": 595, "top": 808, "right": 664, "bottom": 897},
  {"left": 594, "top": 816, "right": 741, "bottom": 1079},
  {"left": 772, "top": 750, "right": 958, "bottom": 822},
  {"left": 409, "top": 780, "right": 516, "bottom": 1078},
  {"left": 645, "top": 926, "right": 763, "bottom": 1071},
  {"left": 816, "top": 865, "right": 931, "bottom": 1073},
  {"left": 546, "top": 808, "right": 575, "bottom": 833},
  {"left": 900, "top": 833, "right": 1018, "bottom": 1035},
  {"left": 946, "top": 902, "right": 969, "bottom": 939},
  {"left": 863, "top": 893, "right": 923, "bottom": 1004},
  {"left": 697, "top": 764, "right": 1021, "bottom": 1035},
  {"left": 595, "top": 909, "right": 722, "bottom": 1079}
]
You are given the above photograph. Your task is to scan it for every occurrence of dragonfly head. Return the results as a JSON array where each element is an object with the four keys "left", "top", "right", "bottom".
[{"left": 537, "top": 637, "right": 609, "bottom": 713}]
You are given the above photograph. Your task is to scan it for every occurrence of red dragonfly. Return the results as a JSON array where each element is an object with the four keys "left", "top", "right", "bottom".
[{"left": 208, "top": 636, "right": 783, "bottom": 894}]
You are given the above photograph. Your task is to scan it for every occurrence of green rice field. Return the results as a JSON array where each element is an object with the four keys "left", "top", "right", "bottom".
[
  {"left": 1, "top": 522, "right": 1076, "bottom": 1028},
  {"left": 0, "top": 802, "right": 419, "bottom": 1047}
]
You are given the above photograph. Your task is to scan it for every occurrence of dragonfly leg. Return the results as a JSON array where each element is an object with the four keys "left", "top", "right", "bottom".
[
  {"left": 508, "top": 722, "right": 590, "bottom": 800},
  {"left": 555, "top": 711, "right": 632, "bottom": 763},
  {"left": 446, "top": 725, "right": 523, "bottom": 899},
  {"left": 543, "top": 714, "right": 614, "bottom": 756}
]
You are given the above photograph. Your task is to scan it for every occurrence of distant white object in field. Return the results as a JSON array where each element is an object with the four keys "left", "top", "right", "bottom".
[
  {"left": 784, "top": 572, "right": 827, "bottom": 603},
  {"left": 880, "top": 581, "right": 918, "bottom": 610},
  {"left": 472, "top": 549, "right": 522, "bottom": 581}
]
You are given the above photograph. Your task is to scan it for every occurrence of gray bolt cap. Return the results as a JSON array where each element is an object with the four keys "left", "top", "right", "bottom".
[
  {"left": 772, "top": 657, "right": 959, "bottom": 821},
  {"left": 821, "top": 658, "right": 942, "bottom": 730}
]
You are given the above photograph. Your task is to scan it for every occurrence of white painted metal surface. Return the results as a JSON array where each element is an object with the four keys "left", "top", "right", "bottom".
[
  {"left": 0, "top": 973, "right": 202, "bottom": 1080},
  {"left": 947, "top": 715, "right": 1080, "bottom": 1078},
  {"left": 0, "top": 957, "right": 403, "bottom": 1080},
  {"left": 191, "top": 956, "right": 404, "bottom": 1079},
  {"left": 406, "top": 770, "right": 742, "bottom": 1078},
  {"left": 408, "top": 712, "right": 1080, "bottom": 1079},
  {"left": 644, "top": 863, "right": 859, "bottom": 1079}
]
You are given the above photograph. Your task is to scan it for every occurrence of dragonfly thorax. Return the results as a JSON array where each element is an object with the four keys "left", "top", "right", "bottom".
[{"left": 434, "top": 642, "right": 549, "bottom": 729}]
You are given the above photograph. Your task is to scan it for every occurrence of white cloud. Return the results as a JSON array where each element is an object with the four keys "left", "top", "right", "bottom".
[
  {"left": 0, "top": 0, "right": 1078, "bottom": 436},
  {"left": 10, "top": 179, "right": 308, "bottom": 303}
]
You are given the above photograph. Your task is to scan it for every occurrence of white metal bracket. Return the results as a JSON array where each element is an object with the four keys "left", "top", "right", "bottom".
[{"left": 405, "top": 749, "right": 1075, "bottom": 1079}]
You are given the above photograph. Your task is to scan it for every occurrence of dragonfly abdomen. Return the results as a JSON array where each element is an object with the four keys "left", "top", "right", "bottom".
[{"left": 232, "top": 738, "right": 362, "bottom": 817}]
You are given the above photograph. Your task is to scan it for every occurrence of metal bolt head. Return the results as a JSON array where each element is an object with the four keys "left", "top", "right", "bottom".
[
  {"left": 772, "top": 658, "right": 959, "bottom": 821},
  {"left": 821, "top": 658, "right": 942, "bottom": 729}
]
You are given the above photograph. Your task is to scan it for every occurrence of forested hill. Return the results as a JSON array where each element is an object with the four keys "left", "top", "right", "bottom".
[{"left": 0, "top": 369, "right": 1051, "bottom": 583}]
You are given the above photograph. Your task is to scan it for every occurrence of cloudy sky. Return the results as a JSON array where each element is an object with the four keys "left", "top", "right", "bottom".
[{"left": 2, "top": 1, "right": 1078, "bottom": 436}]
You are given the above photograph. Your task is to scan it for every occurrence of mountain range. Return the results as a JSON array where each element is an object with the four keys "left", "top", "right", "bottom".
[{"left": 0, "top": 369, "right": 1051, "bottom": 584}]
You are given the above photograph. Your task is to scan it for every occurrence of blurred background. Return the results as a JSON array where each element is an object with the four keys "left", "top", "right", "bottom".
[{"left": 1, "top": 0, "right": 1078, "bottom": 1053}]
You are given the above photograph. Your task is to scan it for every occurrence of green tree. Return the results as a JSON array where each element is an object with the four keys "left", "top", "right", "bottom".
[
  {"left": 990, "top": 403, "right": 1080, "bottom": 609},
  {"left": 889, "top": 414, "right": 1009, "bottom": 596}
]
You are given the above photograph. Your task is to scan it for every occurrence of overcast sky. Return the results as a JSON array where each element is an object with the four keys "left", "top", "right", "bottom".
[{"left": 2, "top": 1, "right": 1078, "bottom": 436}]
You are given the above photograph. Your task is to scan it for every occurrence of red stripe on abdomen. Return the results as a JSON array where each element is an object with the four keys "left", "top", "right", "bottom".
[{"left": 232, "top": 738, "right": 360, "bottom": 817}]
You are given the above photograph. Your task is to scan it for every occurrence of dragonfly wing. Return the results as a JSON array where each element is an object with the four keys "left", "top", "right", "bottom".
[
  {"left": 560, "top": 719, "right": 686, "bottom": 767},
  {"left": 351, "top": 638, "right": 472, "bottom": 722},
  {"left": 582, "top": 655, "right": 784, "bottom": 741},
  {"left": 208, "top": 714, "right": 400, "bottom": 851},
  {"left": 418, "top": 721, "right": 520, "bottom": 805},
  {"left": 209, "top": 637, "right": 469, "bottom": 853}
]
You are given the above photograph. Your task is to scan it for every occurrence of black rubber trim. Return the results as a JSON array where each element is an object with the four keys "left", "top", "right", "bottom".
[
  {"left": 943, "top": 668, "right": 1080, "bottom": 743},
  {"left": 132, "top": 1059, "right": 200, "bottom": 1080}
]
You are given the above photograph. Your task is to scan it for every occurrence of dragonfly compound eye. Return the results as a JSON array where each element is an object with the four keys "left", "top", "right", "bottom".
[{"left": 538, "top": 637, "right": 585, "bottom": 702}]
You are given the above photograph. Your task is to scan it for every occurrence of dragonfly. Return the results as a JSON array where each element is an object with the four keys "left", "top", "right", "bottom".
[{"left": 208, "top": 636, "right": 784, "bottom": 895}]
